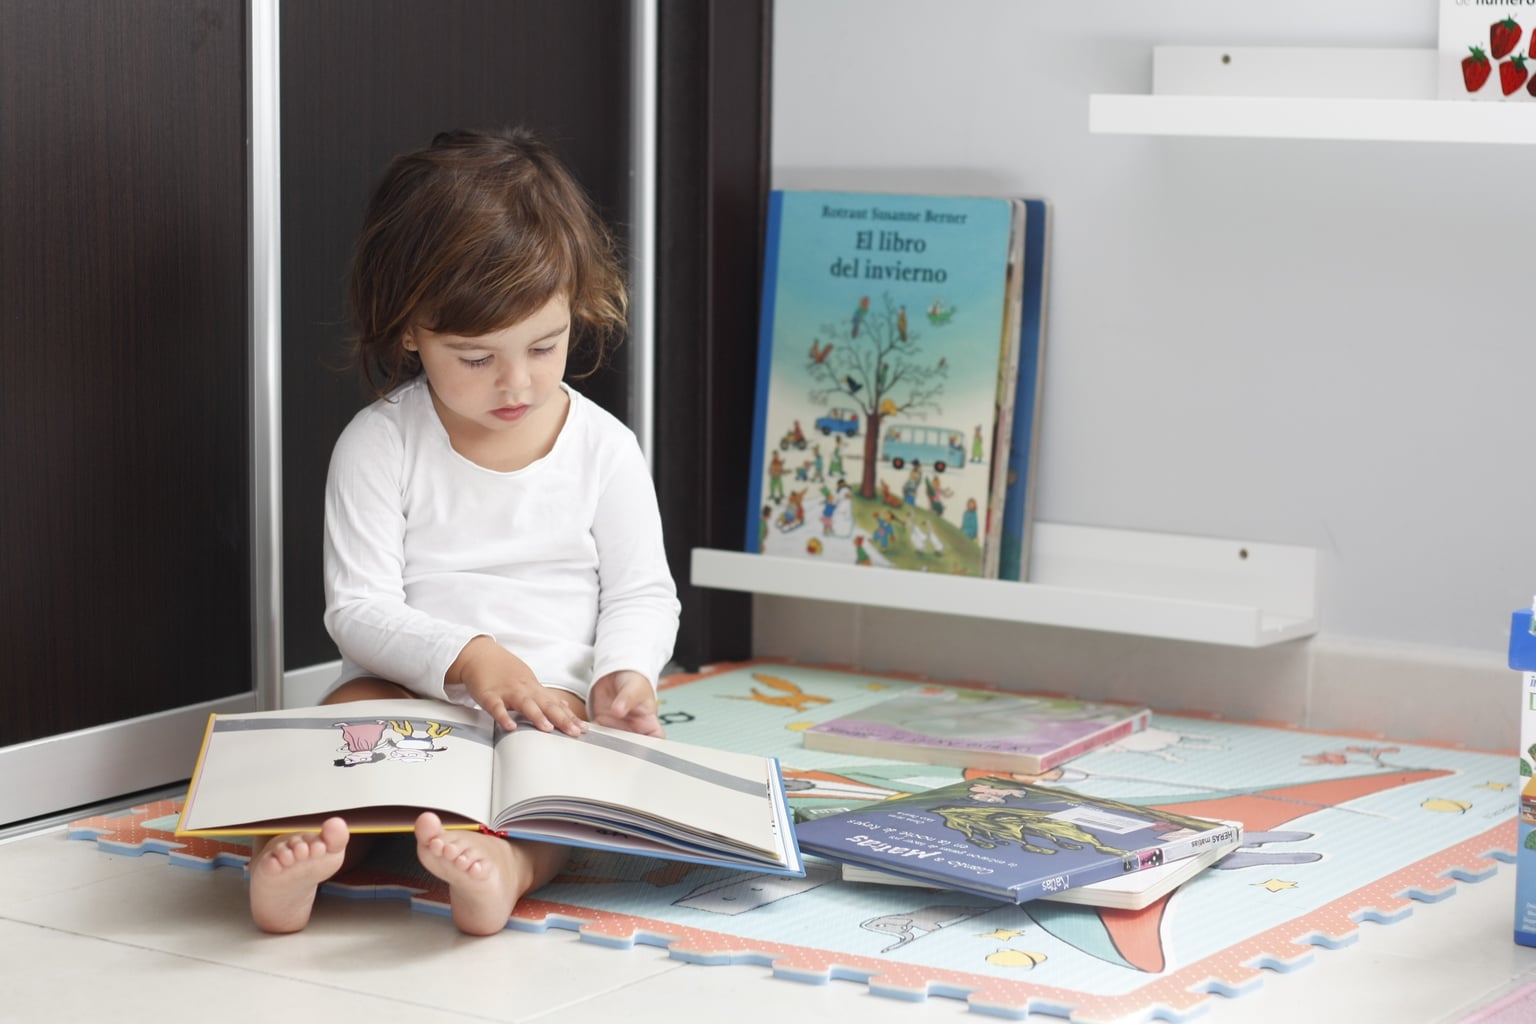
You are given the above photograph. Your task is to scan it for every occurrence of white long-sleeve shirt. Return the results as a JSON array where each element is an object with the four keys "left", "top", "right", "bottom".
[{"left": 323, "top": 377, "right": 680, "bottom": 708}]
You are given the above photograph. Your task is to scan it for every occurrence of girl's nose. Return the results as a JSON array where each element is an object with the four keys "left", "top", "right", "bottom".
[{"left": 497, "top": 358, "right": 531, "bottom": 392}]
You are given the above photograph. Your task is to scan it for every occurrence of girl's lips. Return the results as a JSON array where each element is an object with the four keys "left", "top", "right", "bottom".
[{"left": 491, "top": 405, "right": 527, "bottom": 422}]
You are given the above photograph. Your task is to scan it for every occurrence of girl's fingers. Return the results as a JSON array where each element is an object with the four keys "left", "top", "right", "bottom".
[
  {"left": 549, "top": 698, "right": 587, "bottom": 736},
  {"left": 483, "top": 697, "right": 517, "bottom": 732},
  {"left": 517, "top": 697, "right": 554, "bottom": 732}
]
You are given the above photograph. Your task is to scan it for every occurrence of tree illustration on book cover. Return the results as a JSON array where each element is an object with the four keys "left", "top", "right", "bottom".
[{"left": 746, "top": 190, "right": 1020, "bottom": 577}]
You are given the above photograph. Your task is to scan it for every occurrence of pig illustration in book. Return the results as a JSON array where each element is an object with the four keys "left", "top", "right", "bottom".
[
  {"left": 335, "top": 720, "right": 389, "bottom": 766},
  {"left": 332, "top": 718, "right": 454, "bottom": 767}
]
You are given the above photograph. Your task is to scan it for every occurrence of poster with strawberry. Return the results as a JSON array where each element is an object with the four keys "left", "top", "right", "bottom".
[{"left": 1439, "top": 1, "right": 1536, "bottom": 100}]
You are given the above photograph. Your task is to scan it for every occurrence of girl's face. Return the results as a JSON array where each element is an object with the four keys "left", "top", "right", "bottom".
[{"left": 404, "top": 294, "right": 572, "bottom": 470}]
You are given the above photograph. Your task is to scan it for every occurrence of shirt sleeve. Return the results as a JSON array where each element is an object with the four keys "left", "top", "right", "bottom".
[
  {"left": 588, "top": 427, "right": 681, "bottom": 696},
  {"left": 322, "top": 411, "right": 482, "bottom": 702}
]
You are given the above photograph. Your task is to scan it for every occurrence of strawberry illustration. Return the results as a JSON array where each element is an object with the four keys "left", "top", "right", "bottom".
[
  {"left": 1463, "top": 46, "right": 1493, "bottom": 92},
  {"left": 1501, "top": 54, "right": 1530, "bottom": 95},
  {"left": 1492, "top": 17, "right": 1523, "bottom": 60}
]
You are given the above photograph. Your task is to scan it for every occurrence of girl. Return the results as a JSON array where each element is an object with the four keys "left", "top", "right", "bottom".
[{"left": 249, "top": 128, "right": 680, "bottom": 937}]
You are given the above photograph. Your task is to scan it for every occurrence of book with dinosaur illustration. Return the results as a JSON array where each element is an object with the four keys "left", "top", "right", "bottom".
[
  {"left": 744, "top": 189, "right": 1027, "bottom": 577},
  {"left": 802, "top": 687, "right": 1149, "bottom": 773},
  {"left": 840, "top": 836, "right": 1232, "bottom": 911},
  {"left": 793, "top": 777, "right": 1242, "bottom": 905},
  {"left": 175, "top": 699, "right": 804, "bottom": 876}
]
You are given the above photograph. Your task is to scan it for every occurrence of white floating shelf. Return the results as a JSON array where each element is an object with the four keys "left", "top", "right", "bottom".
[
  {"left": 691, "top": 523, "right": 1317, "bottom": 649},
  {"left": 1089, "top": 46, "right": 1536, "bottom": 145}
]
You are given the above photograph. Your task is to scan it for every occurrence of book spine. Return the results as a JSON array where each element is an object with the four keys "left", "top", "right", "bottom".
[
  {"left": 1037, "top": 713, "right": 1148, "bottom": 771},
  {"left": 744, "top": 190, "right": 786, "bottom": 552},
  {"left": 1015, "top": 822, "right": 1242, "bottom": 904}
]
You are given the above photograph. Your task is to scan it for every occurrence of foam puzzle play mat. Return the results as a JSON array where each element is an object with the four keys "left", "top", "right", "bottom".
[{"left": 69, "top": 660, "right": 1518, "bottom": 1023}]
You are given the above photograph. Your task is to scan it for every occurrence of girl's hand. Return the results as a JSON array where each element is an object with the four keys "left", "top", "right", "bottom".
[
  {"left": 449, "top": 636, "right": 587, "bottom": 736},
  {"left": 589, "top": 670, "right": 664, "bottom": 737}
]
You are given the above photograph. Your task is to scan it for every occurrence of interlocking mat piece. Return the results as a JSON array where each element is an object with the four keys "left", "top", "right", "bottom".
[{"left": 68, "top": 660, "right": 1518, "bottom": 1023}]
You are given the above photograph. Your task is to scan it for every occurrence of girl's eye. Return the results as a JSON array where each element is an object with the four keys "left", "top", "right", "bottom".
[
  {"left": 531, "top": 345, "right": 557, "bottom": 357},
  {"left": 462, "top": 355, "right": 492, "bottom": 368}
]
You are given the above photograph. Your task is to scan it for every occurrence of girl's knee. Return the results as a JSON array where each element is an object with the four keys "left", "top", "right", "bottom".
[{"left": 323, "top": 676, "right": 417, "bottom": 705}]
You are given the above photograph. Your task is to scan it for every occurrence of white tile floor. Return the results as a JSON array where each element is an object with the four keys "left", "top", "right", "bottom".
[{"left": 6, "top": 800, "right": 1536, "bottom": 1024}]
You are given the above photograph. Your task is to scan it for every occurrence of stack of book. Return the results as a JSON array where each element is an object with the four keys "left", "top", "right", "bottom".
[
  {"left": 744, "top": 188, "right": 1052, "bottom": 581},
  {"left": 796, "top": 688, "right": 1242, "bottom": 907}
]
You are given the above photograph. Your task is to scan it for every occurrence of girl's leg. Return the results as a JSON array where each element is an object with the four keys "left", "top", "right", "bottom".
[
  {"left": 413, "top": 813, "right": 571, "bottom": 936},
  {"left": 248, "top": 676, "right": 421, "bottom": 933},
  {"left": 414, "top": 688, "right": 588, "bottom": 936}
]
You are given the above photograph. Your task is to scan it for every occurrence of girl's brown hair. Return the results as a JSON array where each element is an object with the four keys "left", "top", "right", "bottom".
[{"left": 347, "top": 127, "right": 627, "bottom": 398}]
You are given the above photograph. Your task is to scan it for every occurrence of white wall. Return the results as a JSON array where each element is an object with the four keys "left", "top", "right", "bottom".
[{"left": 760, "top": 1, "right": 1528, "bottom": 744}]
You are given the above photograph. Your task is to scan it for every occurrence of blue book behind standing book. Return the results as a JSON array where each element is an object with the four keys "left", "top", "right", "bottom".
[{"left": 796, "top": 777, "right": 1242, "bottom": 905}]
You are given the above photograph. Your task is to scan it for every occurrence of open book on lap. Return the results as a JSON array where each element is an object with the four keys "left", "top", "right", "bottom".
[{"left": 176, "top": 699, "right": 804, "bottom": 876}]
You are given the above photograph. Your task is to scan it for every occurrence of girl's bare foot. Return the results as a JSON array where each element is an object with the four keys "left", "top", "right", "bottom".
[
  {"left": 249, "top": 817, "right": 350, "bottom": 933},
  {"left": 414, "top": 811, "right": 525, "bottom": 935}
]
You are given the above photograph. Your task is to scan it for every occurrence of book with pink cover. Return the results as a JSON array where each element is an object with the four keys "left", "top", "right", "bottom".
[{"left": 802, "top": 687, "right": 1150, "bottom": 773}]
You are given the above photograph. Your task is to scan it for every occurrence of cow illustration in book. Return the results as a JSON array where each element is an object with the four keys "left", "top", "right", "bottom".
[{"left": 387, "top": 719, "right": 454, "bottom": 761}]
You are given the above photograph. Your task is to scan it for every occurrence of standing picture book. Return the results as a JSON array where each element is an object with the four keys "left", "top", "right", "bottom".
[
  {"left": 992, "top": 197, "right": 1052, "bottom": 582},
  {"left": 745, "top": 188, "right": 1027, "bottom": 577},
  {"left": 1439, "top": 2, "right": 1536, "bottom": 101},
  {"left": 840, "top": 837, "right": 1233, "bottom": 911},
  {"left": 801, "top": 687, "right": 1150, "bottom": 774},
  {"left": 175, "top": 699, "right": 805, "bottom": 877},
  {"left": 793, "top": 777, "right": 1242, "bottom": 905}
]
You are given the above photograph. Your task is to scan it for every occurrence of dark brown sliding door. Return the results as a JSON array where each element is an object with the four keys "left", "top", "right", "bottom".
[{"left": 0, "top": 0, "right": 251, "bottom": 748}]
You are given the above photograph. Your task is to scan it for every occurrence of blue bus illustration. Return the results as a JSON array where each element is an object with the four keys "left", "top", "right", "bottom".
[{"left": 880, "top": 424, "right": 967, "bottom": 473}]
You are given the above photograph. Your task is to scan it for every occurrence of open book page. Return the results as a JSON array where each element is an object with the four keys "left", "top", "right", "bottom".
[
  {"left": 489, "top": 724, "right": 788, "bottom": 860},
  {"left": 178, "top": 700, "right": 496, "bottom": 834}
]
